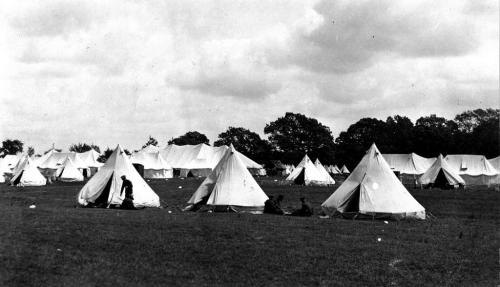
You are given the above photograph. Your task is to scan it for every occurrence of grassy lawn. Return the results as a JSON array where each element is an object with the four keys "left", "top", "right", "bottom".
[{"left": 0, "top": 177, "right": 497, "bottom": 286}]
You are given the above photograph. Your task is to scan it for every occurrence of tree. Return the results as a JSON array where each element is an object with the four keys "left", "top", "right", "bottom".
[
  {"left": 97, "top": 148, "right": 113, "bottom": 163},
  {"left": 334, "top": 118, "right": 388, "bottom": 169},
  {"left": 264, "top": 112, "right": 336, "bottom": 164},
  {"left": 142, "top": 136, "right": 159, "bottom": 148},
  {"left": 454, "top": 108, "right": 499, "bottom": 133},
  {"left": 168, "top": 131, "right": 210, "bottom": 145},
  {"left": 27, "top": 146, "right": 35, "bottom": 157},
  {"left": 214, "top": 127, "right": 272, "bottom": 162},
  {"left": 384, "top": 115, "right": 414, "bottom": 153},
  {"left": 413, "top": 114, "right": 458, "bottom": 157},
  {"left": 469, "top": 117, "right": 499, "bottom": 157},
  {"left": 0, "top": 139, "right": 23, "bottom": 156},
  {"left": 69, "top": 143, "right": 101, "bottom": 153}
]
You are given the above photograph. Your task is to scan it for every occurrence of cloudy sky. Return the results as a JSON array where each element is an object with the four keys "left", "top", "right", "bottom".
[{"left": 0, "top": 0, "right": 498, "bottom": 153}]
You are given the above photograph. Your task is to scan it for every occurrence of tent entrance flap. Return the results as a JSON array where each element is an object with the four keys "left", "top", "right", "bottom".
[
  {"left": 434, "top": 169, "right": 450, "bottom": 188},
  {"left": 94, "top": 173, "right": 114, "bottom": 206},
  {"left": 12, "top": 171, "right": 23, "bottom": 185},
  {"left": 294, "top": 169, "right": 305, "bottom": 185},
  {"left": 344, "top": 186, "right": 360, "bottom": 212}
]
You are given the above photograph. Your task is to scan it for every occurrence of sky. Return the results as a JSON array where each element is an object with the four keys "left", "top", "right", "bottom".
[{"left": 0, "top": 0, "right": 498, "bottom": 153}]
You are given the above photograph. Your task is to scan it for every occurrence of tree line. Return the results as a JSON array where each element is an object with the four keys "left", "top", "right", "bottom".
[{"left": 1, "top": 108, "right": 498, "bottom": 169}]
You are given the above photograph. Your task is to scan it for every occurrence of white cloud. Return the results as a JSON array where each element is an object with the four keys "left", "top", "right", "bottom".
[{"left": 0, "top": 0, "right": 497, "bottom": 153}]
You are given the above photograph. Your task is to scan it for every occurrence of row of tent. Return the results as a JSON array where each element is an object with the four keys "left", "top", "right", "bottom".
[
  {"left": 381, "top": 153, "right": 500, "bottom": 187},
  {"left": 0, "top": 143, "right": 266, "bottom": 186},
  {"left": 77, "top": 143, "right": 426, "bottom": 220}
]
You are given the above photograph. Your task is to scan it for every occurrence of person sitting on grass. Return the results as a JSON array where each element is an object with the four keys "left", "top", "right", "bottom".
[
  {"left": 264, "top": 195, "right": 284, "bottom": 215},
  {"left": 120, "top": 175, "right": 135, "bottom": 210},
  {"left": 290, "top": 197, "right": 313, "bottom": 217}
]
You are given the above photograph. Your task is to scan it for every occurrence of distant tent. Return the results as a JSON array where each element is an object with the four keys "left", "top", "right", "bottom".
[
  {"left": 10, "top": 158, "right": 46, "bottom": 187},
  {"left": 39, "top": 152, "right": 90, "bottom": 178},
  {"left": 160, "top": 143, "right": 263, "bottom": 177},
  {"left": 488, "top": 156, "right": 500, "bottom": 185},
  {"left": 444, "top": 155, "right": 499, "bottom": 186},
  {"left": 321, "top": 143, "right": 425, "bottom": 220},
  {"left": 33, "top": 149, "right": 56, "bottom": 167},
  {"left": 77, "top": 145, "right": 160, "bottom": 208},
  {"left": 330, "top": 165, "right": 341, "bottom": 174},
  {"left": 79, "top": 149, "right": 103, "bottom": 176},
  {"left": 286, "top": 155, "right": 334, "bottom": 186},
  {"left": 57, "top": 157, "right": 84, "bottom": 182},
  {"left": 0, "top": 154, "right": 22, "bottom": 176},
  {"left": 130, "top": 151, "right": 173, "bottom": 179},
  {"left": 340, "top": 165, "right": 350, "bottom": 174},
  {"left": 418, "top": 155, "right": 465, "bottom": 188},
  {"left": 185, "top": 145, "right": 268, "bottom": 213},
  {"left": 382, "top": 153, "right": 436, "bottom": 175},
  {"left": 314, "top": 159, "right": 335, "bottom": 184}
]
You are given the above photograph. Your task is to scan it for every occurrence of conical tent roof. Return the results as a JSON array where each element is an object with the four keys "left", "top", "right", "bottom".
[
  {"left": 186, "top": 145, "right": 268, "bottom": 212},
  {"left": 58, "top": 156, "right": 84, "bottom": 182},
  {"left": 286, "top": 155, "right": 333, "bottom": 185},
  {"left": 77, "top": 145, "right": 160, "bottom": 208},
  {"left": 331, "top": 165, "right": 341, "bottom": 174},
  {"left": 314, "top": 159, "right": 335, "bottom": 184},
  {"left": 340, "top": 165, "right": 350, "bottom": 173},
  {"left": 10, "top": 158, "right": 46, "bottom": 186},
  {"left": 321, "top": 143, "right": 425, "bottom": 220},
  {"left": 79, "top": 149, "right": 103, "bottom": 168},
  {"left": 418, "top": 154, "right": 465, "bottom": 186}
]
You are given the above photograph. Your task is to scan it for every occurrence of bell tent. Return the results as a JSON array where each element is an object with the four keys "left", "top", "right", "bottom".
[
  {"left": 185, "top": 145, "right": 268, "bottom": 213},
  {"left": 488, "top": 156, "right": 500, "bottom": 185},
  {"left": 418, "top": 154, "right": 465, "bottom": 188},
  {"left": 314, "top": 159, "right": 335, "bottom": 184},
  {"left": 340, "top": 165, "right": 350, "bottom": 174},
  {"left": 57, "top": 156, "right": 84, "bottom": 182},
  {"left": 287, "top": 155, "right": 334, "bottom": 186},
  {"left": 10, "top": 158, "right": 46, "bottom": 187},
  {"left": 130, "top": 151, "right": 173, "bottom": 179},
  {"left": 77, "top": 145, "right": 160, "bottom": 208},
  {"left": 321, "top": 143, "right": 425, "bottom": 220}
]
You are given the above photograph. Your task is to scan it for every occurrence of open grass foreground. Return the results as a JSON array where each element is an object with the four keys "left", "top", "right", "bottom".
[{"left": 0, "top": 177, "right": 498, "bottom": 286}]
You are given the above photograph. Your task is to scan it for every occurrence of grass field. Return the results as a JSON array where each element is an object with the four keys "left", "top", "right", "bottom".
[{"left": 0, "top": 176, "right": 498, "bottom": 286}]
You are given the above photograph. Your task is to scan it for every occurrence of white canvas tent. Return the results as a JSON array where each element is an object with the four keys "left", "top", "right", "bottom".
[
  {"left": 79, "top": 149, "right": 103, "bottom": 175},
  {"left": 418, "top": 154, "right": 465, "bottom": 188},
  {"left": 0, "top": 154, "right": 22, "bottom": 176},
  {"left": 10, "top": 158, "right": 46, "bottom": 187},
  {"left": 382, "top": 153, "right": 436, "bottom": 175},
  {"left": 161, "top": 144, "right": 263, "bottom": 177},
  {"left": 487, "top": 156, "right": 500, "bottom": 185},
  {"left": 286, "top": 155, "right": 334, "bottom": 186},
  {"left": 57, "top": 157, "right": 84, "bottom": 182},
  {"left": 321, "top": 143, "right": 425, "bottom": 220},
  {"left": 340, "top": 165, "right": 350, "bottom": 174},
  {"left": 130, "top": 151, "right": 173, "bottom": 179},
  {"left": 314, "top": 159, "right": 336, "bottom": 184},
  {"left": 39, "top": 152, "right": 90, "bottom": 178},
  {"left": 33, "top": 149, "right": 56, "bottom": 167},
  {"left": 330, "top": 165, "right": 341, "bottom": 174},
  {"left": 444, "top": 155, "right": 499, "bottom": 186},
  {"left": 141, "top": 145, "right": 161, "bottom": 153},
  {"left": 185, "top": 145, "right": 268, "bottom": 213},
  {"left": 77, "top": 145, "right": 160, "bottom": 208}
]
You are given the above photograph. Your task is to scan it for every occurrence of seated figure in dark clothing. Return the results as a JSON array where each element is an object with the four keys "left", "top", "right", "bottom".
[
  {"left": 290, "top": 197, "right": 313, "bottom": 217},
  {"left": 120, "top": 175, "right": 136, "bottom": 210},
  {"left": 264, "top": 195, "right": 285, "bottom": 215}
]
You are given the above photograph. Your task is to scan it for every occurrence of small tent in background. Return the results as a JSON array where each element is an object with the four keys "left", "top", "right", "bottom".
[
  {"left": 130, "top": 151, "right": 173, "bottom": 179},
  {"left": 340, "top": 165, "right": 350, "bottom": 174},
  {"left": 330, "top": 165, "right": 341, "bottom": 174},
  {"left": 79, "top": 149, "right": 103, "bottom": 176},
  {"left": 286, "top": 155, "right": 333, "bottom": 186},
  {"left": 314, "top": 159, "right": 335, "bottom": 185},
  {"left": 77, "top": 145, "right": 160, "bottom": 208},
  {"left": 418, "top": 155, "right": 464, "bottom": 188},
  {"left": 321, "top": 143, "right": 425, "bottom": 220},
  {"left": 39, "top": 152, "right": 90, "bottom": 178},
  {"left": 10, "top": 158, "right": 46, "bottom": 187},
  {"left": 33, "top": 149, "right": 56, "bottom": 167},
  {"left": 382, "top": 153, "right": 436, "bottom": 184},
  {"left": 0, "top": 154, "right": 22, "bottom": 177},
  {"left": 57, "top": 157, "right": 84, "bottom": 182},
  {"left": 444, "top": 155, "right": 498, "bottom": 186},
  {"left": 141, "top": 145, "right": 160, "bottom": 153},
  {"left": 488, "top": 156, "right": 500, "bottom": 185},
  {"left": 185, "top": 145, "right": 268, "bottom": 213}
]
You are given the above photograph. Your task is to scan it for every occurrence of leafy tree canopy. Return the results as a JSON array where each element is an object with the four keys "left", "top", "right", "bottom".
[
  {"left": 0, "top": 139, "right": 23, "bottom": 156},
  {"left": 168, "top": 131, "right": 210, "bottom": 146},
  {"left": 69, "top": 143, "right": 101, "bottom": 153},
  {"left": 142, "top": 136, "right": 158, "bottom": 148}
]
